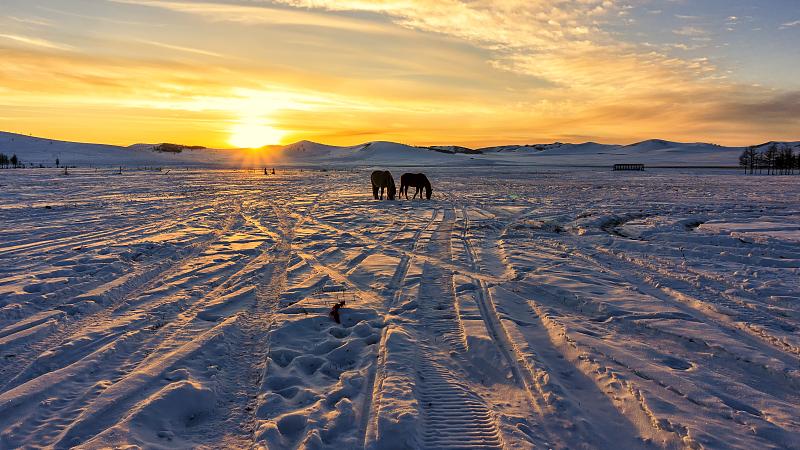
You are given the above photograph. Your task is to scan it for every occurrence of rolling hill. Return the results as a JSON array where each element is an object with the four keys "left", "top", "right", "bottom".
[{"left": 1, "top": 131, "right": 793, "bottom": 168}]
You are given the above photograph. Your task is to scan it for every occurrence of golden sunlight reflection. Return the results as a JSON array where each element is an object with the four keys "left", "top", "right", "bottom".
[{"left": 228, "top": 118, "right": 285, "bottom": 148}]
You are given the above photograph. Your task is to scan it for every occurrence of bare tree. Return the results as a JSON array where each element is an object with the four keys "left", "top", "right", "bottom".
[
  {"left": 793, "top": 147, "right": 800, "bottom": 175},
  {"left": 777, "top": 145, "right": 794, "bottom": 175},
  {"left": 739, "top": 146, "right": 757, "bottom": 175},
  {"left": 762, "top": 144, "right": 778, "bottom": 175}
]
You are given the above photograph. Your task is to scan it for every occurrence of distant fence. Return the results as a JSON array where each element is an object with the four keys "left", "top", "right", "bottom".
[{"left": 613, "top": 164, "right": 645, "bottom": 171}]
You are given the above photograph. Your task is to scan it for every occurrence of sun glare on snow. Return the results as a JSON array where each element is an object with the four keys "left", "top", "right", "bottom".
[{"left": 229, "top": 119, "right": 285, "bottom": 148}]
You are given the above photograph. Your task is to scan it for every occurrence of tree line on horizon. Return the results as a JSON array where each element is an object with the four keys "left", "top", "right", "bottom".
[
  {"left": 0, "top": 153, "right": 21, "bottom": 169},
  {"left": 739, "top": 143, "right": 799, "bottom": 175}
]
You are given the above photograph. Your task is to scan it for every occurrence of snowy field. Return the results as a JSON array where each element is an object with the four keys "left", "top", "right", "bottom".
[{"left": 0, "top": 168, "right": 798, "bottom": 449}]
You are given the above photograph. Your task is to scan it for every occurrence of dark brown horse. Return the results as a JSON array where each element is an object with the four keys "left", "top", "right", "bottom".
[
  {"left": 400, "top": 173, "right": 432, "bottom": 200},
  {"left": 371, "top": 170, "right": 396, "bottom": 200}
]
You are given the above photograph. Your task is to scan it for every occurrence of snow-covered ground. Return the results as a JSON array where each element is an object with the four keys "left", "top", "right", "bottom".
[{"left": 0, "top": 168, "right": 798, "bottom": 449}]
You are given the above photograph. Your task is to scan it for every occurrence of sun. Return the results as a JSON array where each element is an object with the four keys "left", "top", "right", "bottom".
[{"left": 228, "top": 119, "right": 285, "bottom": 148}]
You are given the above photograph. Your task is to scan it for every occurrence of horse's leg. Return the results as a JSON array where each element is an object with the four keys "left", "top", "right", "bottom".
[
  {"left": 380, "top": 186, "right": 384, "bottom": 200},
  {"left": 413, "top": 187, "right": 419, "bottom": 200},
  {"left": 372, "top": 183, "right": 378, "bottom": 200}
]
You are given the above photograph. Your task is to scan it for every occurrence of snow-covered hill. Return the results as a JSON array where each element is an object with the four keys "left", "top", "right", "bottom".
[
  {"left": 272, "top": 140, "right": 473, "bottom": 165},
  {"left": 478, "top": 139, "right": 747, "bottom": 166},
  {"left": 1, "top": 131, "right": 794, "bottom": 168},
  {"left": 752, "top": 141, "right": 800, "bottom": 151},
  {"left": 0, "top": 133, "right": 477, "bottom": 168},
  {"left": 0, "top": 132, "right": 240, "bottom": 167}
]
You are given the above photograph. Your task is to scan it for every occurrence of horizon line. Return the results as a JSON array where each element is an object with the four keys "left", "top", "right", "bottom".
[{"left": 1, "top": 130, "right": 798, "bottom": 151}]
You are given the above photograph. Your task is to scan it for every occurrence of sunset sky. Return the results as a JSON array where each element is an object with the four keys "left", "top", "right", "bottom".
[{"left": 1, "top": 0, "right": 799, "bottom": 148}]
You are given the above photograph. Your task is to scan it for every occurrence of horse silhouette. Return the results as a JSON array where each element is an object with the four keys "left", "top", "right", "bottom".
[
  {"left": 371, "top": 170, "right": 396, "bottom": 200},
  {"left": 400, "top": 173, "right": 432, "bottom": 200}
]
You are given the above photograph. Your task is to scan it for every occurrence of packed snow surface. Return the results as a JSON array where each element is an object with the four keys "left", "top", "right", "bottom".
[{"left": 0, "top": 167, "right": 798, "bottom": 449}]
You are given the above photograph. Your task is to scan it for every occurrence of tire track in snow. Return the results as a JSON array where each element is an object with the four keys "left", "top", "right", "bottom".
[
  {"left": 303, "top": 214, "right": 500, "bottom": 285},
  {"left": 189, "top": 205, "right": 295, "bottom": 448},
  {"left": 0, "top": 200, "right": 294, "bottom": 447},
  {"left": 541, "top": 236, "right": 800, "bottom": 365},
  {"left": 361, "top": 207, "right": 441, "bottom": 448},
  {"left": 0, "top": 192, "right": 228, "bottom": 308},
  {"left": 461, "top": 206, "right": 602, "bottom": 448},
  {"left": 420, "top": 208, "right": 467, "bottom": 352},
  {"left": 417, "top": 351, "right": 504, "bottom": 449},
  {"left": 0, "top": 198, "right": 242, "bottom": 391},
  {"left": 590, "top": 241, "right": 800, "bottom": 357},
  {"left": 492, "top": 285, "right": 685, "bottom": 448},
  {"left": 44, "top": 207, "right": 284, "bottom": 448},
  {"left": 388, "top": 207, "right": 440, "bottom": 309},
  {"left": 501, "top": 203, "right": 799, "bottom": 363},
  {"left": 505, "top": 236, "right": 798, "bottom": 446},
  {"left": 472, "top": 206, "right": 671, "bottom": 448},
  {"left": 414, "top": 207, "right": 505, "bottom": 449},
  {"left": 0, "top": 191, "right": 212, "bottom": 259},
  {"left": 458, "top": 206, "right": 548, "bottom": 421},
  {"left": 0, "top": 221, "right": 166, "bottom": 257}
]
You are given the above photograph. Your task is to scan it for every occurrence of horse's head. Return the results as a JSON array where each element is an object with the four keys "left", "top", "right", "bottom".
[
  {"left": 423, "top": 176, "right": 432, "bottom": 199},
  {"left": 385, "top": 171, "right": 396, "bottom": 200}
]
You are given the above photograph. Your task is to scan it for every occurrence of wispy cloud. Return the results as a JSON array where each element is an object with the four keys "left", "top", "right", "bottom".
[
  {"left": 0, "top": 33, "right": 72, "bottom": 51},
  {"left": 108, "top": 0, "right": 404, "bottom": 35},
  {"left": 779, "top": 20, "right": 800, "bottom": 29},
  {"left": 37, "top": 5, "right": 162, "bottom": 27},
  {"left": 134, "top": 39, "right": 226, "bottom": 58},
  {"left": 5, "top": 15, "right": 52, "bottom": 27},
  {"left": 672, "top": 26, "right": 708, "bottom": 36}
]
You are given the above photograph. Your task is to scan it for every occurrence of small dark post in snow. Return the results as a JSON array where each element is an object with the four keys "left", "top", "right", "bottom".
[{"left": 329, "top": 300, "right": 346, "bottom": 324}]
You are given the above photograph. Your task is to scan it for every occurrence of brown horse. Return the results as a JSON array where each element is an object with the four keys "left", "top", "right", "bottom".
[
  {"left": 371, "top": 170, "right": 396, "bottom": 200},
  {"left": 399, "top": 173, "right": 432, "bottom": 200}
]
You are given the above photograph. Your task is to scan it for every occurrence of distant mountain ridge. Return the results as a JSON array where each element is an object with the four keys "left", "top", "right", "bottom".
[{"left": 1, "top": 131, "right": 796, "bottom": 168}]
